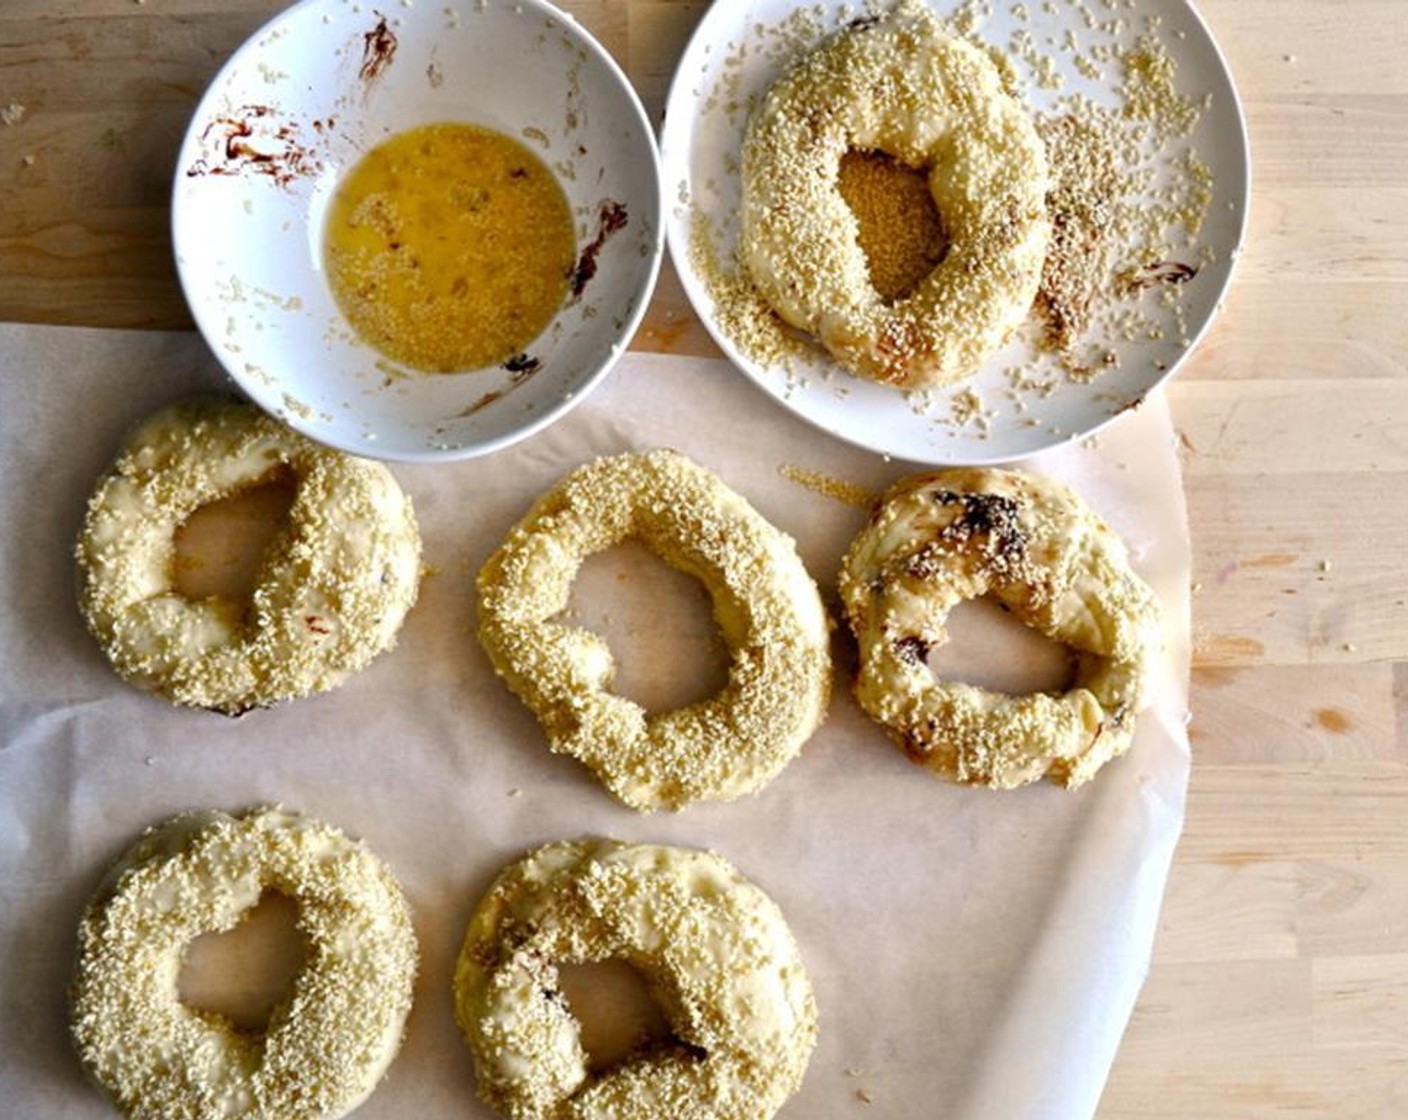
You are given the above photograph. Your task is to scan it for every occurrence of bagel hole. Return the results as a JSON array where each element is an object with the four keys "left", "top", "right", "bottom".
[
  {"left": 555, "top": 958, "right": 678, "bottom": 1073},
  {"left": 173, "top": 468, "right": 297, "bottom": 609},
  {"left": 565, "top": 541, "right": 731, "bottom": 713},
  {"left": 178, "top": 889, "right": 309, "bottom": 1033},
  {"left": 923, "top": 596, "right": 1079, "bottom": 695},
  {"left": 838, "top": 149, "right": 950, "bottom": 304}
]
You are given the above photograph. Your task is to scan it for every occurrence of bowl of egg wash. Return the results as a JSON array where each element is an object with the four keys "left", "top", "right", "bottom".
[{"left": 172, "top": 0, "right": 663, "bottom": 461}]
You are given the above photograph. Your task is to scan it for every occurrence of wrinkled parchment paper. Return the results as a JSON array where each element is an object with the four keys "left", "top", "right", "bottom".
[{"left": 0, "top": 323, "right": 1189, "bottom": 1119}]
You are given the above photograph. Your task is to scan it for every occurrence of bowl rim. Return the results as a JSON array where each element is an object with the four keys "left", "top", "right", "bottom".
[{"left": 170, "top": 0, "right": 666, "bottom": 464}]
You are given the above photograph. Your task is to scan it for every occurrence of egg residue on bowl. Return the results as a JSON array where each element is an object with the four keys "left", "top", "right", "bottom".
[
  {"left": 323, "top": 122, "right": 576, "bottom": 374},
  {"left": 172, "top": 0, "right": 663, "bottom": 462}
]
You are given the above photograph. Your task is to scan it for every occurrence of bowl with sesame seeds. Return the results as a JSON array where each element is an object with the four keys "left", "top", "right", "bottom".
[
  {"left": 172, "top": 0, "right": 663, "bottom": 462},
  {"left": 660, "top": 0, "right": 1249, "bottom": 465}
]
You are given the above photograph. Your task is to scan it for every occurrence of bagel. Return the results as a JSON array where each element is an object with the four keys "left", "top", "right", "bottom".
[
  {"left": 838, "top": 467, "right": 1159, "bottom": 789},
  {"left": 475, "top": 449, "right": 831, "bottom": 812},
  {"left": 454, "top": 839, "right": 817, "bottom": 1120},
  {"left": 740, "top": 1, "right": 1050, "bottom": 389},
  {"left": 75, "top": 397, "right": 422, "bottom": 714},
  {"left": 70, "top": 807, "right": 418, "bottom": 1120}
]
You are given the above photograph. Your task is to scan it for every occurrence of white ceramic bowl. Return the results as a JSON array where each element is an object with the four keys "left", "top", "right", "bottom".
[{"left": 173, "top": 0, "right": 663, "bottom": 462}]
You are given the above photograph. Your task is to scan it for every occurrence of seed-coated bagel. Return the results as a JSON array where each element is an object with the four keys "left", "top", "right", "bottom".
[
  {"left": 839, "top": 467, "right": 1159, "bottom": 788},
  {"left": 741, "top": 1, "right": 1051, "bottom": 389},
  {"left": 75, "top": 397, "right": 422, "bottom": 714},
  {"left": 476, "top": 449, "right": 831, "bottom": 812},
  {"left": 454, "top": 839, "right": 818, "bottom": 1120},
  {"left": 70, "top": 807, "right": 418, "bottom": 1120}
]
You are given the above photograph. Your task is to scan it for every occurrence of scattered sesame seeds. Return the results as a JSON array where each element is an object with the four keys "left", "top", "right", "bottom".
[
  {"left": 778, "top": 463, "right": 875, "bottom": 508},
  {"left": 1035, "top": 109, "right": 1128, "bottom": 351},
  {"left": 1122, "top": 34, "right": 1200, "bottom": 136},
  {"left": 949, "top": 387, "right": 995, "bottom": 432}
]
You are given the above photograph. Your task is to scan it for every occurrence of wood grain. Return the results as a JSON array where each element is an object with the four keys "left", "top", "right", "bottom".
[{"left": 3, "top": 0, "right": 1406, "bottom": 1114}]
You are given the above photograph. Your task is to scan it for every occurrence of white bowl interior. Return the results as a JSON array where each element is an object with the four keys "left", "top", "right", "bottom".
[{"left": 173, "top": 0, "right": 662, "bottom": 461}]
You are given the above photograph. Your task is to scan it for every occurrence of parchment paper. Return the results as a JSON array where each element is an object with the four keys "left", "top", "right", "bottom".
[{"left": 0, "top": 323, "right": 1190, "bottom": 1120}]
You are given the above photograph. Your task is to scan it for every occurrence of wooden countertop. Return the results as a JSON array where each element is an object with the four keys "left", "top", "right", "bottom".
[{"left": 3, "top": 1, "right": 1403, "bottom": 1114}]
